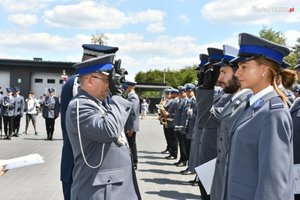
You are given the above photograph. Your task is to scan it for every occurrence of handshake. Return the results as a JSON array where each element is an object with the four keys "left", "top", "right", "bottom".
[{"left": 109, "top": 59, "right": 128, "bottom": 96}]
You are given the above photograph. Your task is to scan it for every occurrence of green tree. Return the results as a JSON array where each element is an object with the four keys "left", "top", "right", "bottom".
[
  {"left": 259, "top": 26, "right": 286, "bottom": 45},
  {"left": 91, "top": 32, "right": 108, "bottom": 45}
]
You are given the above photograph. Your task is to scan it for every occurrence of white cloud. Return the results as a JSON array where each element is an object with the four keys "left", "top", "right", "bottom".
[
  {"left": 43, "top": 1, "right": 166, "bottom": 32},
  {"left": 8, "top": 13, "right": 38, "bottom": 27},
  {"left": 178, "top": 14, "right": 190, "bottom": 24},
  {"left": 201, "top": 0, "right": 300, "bottom": 24},
  {"left": 0, "top": 0, "right": 52, "bottom": 12},
  {"left": 284, "top": 30, "right": 300, "bottom": 48}
]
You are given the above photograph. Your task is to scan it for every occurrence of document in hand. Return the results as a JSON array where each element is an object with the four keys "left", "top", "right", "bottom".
[
  {"left": 0, "top": 154, "right": 44, "bottom": 170},
  {"left": 195, "top": 158, "right": 216, "bottom": 195}
]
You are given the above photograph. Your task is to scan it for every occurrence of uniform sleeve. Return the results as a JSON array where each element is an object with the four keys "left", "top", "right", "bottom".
[
  {"left": 196, "top": 88, "right": 215, "bottom": 128},
  {"left": 125, "top": 95, "right": 139, "bottom": 131},
  {"left": 255, "top": 109, "right": 293, "bottom": 199},
  {"left": 69, "top": 95, "right": 132, "bottom": 143}
]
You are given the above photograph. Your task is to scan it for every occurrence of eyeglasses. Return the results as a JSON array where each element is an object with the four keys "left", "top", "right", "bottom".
[{"left": 91, "top": 76, "right": 109, "bottom": 82}]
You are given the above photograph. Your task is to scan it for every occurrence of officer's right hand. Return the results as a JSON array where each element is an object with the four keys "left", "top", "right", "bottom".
[
  {"left": 109, "top": 70, "right": 124, "bottom": 96},
  {"left": 197, "top": 68, "right": 206, "bottom": 86},
  {"left": 201, "top": 65, "right": 220, "bottom": 89}
]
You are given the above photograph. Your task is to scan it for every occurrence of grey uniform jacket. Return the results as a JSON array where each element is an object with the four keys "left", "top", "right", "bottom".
[
  {"left": 197, "top": 88, "right": 232, "bottom": 165},
  {"left": 174, "top": 97, "right": 188, "bottom": 132},
  {"left": 2, "top": 96, "right": 16, "bottom": 117},
  {"left": 165, "top": 98, "right": 179, "bottom": 129},
  {"left": 14, "top": 95, "right": 25, "bottom": 116},
  {"left": 223, "top": 91, "right": 294, "bottom": 200},
  {"left": 125, "top": 91, "right": 140, "bottom": 132},
  {"left": 42, "top": 96, "right": 60, "bottom": 119},
  {"left": 210, "top": 90, "right": 252, "bottom": 200},
  {"left": 186, "top": 96, "right": 196, "bottom": 139},
  {"left": 66, "top": 90, "right": 141, "bottom": 200},
  {"left": 291, "top": 97, "right": 300, "bottom": 164}
]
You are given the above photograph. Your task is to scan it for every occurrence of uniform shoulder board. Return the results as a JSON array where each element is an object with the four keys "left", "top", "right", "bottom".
[{"left": 269, "top": 96, "right": 284, "bottom": 110}]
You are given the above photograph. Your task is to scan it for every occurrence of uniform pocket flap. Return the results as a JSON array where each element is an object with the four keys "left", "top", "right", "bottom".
[{"left": 92, "top": 169, "right": 125, "bottom": 186}]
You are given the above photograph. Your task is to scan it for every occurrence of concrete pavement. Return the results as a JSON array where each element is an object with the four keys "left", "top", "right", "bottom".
[{"left": 0, "top": 114, "right": 201, "bottom": 200}]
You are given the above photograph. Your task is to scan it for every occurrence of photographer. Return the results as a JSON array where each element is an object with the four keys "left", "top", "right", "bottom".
[
  {"left": 65, "top": 54, "right": 141, "bottom": 200},
  {"left": 24, "top": 91, "right": 40, "bottom": 135}
]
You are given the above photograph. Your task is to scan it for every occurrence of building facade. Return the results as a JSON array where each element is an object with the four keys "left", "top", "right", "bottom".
[{"left": 0, "top": 58, "right": 76, "bottom": 98}]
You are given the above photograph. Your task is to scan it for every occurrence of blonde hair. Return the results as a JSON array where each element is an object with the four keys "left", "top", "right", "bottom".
[{"left": 255, "top": 57, "right": 291, "bottom": 106}]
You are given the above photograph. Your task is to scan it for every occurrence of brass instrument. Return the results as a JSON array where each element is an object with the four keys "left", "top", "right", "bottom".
[{"left": 156, "top": 100, "right": 168, "bottom": 127}]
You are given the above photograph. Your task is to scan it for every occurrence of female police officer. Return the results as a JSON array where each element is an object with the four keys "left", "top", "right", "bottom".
[{"left": 222, "top": 33, "right": 294, "bottom": 200}]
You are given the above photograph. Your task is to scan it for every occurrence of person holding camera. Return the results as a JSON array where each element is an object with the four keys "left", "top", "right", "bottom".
[{"left": 65, "top": 54, "right": 141, "bottom": 200}]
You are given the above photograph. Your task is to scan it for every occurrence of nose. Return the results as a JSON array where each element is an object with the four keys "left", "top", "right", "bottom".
[{"left": 234, "top": 68, "right": 240, "bottom": 78}]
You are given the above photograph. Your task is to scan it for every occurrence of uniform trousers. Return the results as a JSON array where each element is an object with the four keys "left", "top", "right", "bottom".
[
  {"left": 45, "top": 118, "right": 55, "bottom": 140},
  {"left": 13, "top": 115, "right": 22, "bottom": 134},
  {"left": 126, "top": 132, "right": 138, "bottom": 166},
  {"left": 3, "top": 116, "right": 14, "bottom": 137},
  {"left": 163, "top": 126, "right": 170, "bottom": 152},
  {"left": 165, "top": 127, "right": 178, "bottom": 158},
  {"left": 176, "top": 131, "right": 188, "bottom": 162}
]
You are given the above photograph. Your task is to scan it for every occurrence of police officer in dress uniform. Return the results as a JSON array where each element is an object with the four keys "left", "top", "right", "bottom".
[
  {"left": 209, "top": 45, "right": 252, "bottom": 200},
  {"left": 123, "top": 78, "right": 140, "bottom": 170},
  {"left": 13, "top": 87, "right": 25, "bottom": 137},
  {"left": 173, "top": 86, "right": 189, "bottom": 167},
  {"left": 42, "top": 88, "right": 60, "bottom": 140},
  {"left": 2, "top": 88, "right": 16, "bottom": 140},
  {"left": 160, "top": 88, "right": 172, "bottom": 154},
  {"left": 0, "top": 89, "right": 3, "bottom": 137},
  {"left": 196, "top": 47, "right": 232, "bottom": 199},
  {"left": 60, "top": 44, "right": 119, "bottom": 200},
  {"left": 221, "top": 33, "right": 294, "bottom": 200},
  {"left": 164, "top": 88, "right": 179, "bottom": 160},
  {"left": 65, "top": 54, "right": 141, "bottom": 200},
  {"left": 180, "top": 54, "right": 208, "bottom": 176}
]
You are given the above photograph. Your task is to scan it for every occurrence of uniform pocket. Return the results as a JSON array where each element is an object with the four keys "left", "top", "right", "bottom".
[{"left": 92, "top": 169, "right": 125, "bottom": 186}]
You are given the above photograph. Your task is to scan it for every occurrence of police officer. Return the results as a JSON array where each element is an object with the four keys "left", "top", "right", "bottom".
[
  {"left": 209, "top": 45, "right": 252, "bottom": 200},
  {"left": 181, "top": 54, "right": 208, "bottom": 176},
  {"left": 196, "top": 47, "right": 232, "bottom": 199},
  {"left": 123, "top": 78, "right": 140, "bottom": 170},
  {"left": 222, "top": 33, "right": 294, "bottom": 200},
  {"left": 0, "top": 89, "right": 3, "bottom": 137},
  {"left": 2, "top": 88, "right": 15, "bottom": 140},
  {"left": 13, "top": 87, "right": 24, "bottom": 137},
  {"left": 173, "top": 85, "right": 189, "bottom": 167},
  {"left": 66, "top": 54, "right": 141, "bottom": 200},
  {"left": 42, "top": 88, "right": 60, "bottom": 140},
  {"left": 60, "top": 44, "right": 119, "bottom": 200}
]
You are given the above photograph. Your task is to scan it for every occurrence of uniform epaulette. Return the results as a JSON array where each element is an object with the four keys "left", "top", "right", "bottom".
[{"left": 269, "top": 96, "right": 284, "bottom": 110}]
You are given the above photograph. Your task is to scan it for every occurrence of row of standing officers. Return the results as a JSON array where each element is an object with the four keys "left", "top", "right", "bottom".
[{"left": 158, "top": 33, "right": 300, "bottom": 200}]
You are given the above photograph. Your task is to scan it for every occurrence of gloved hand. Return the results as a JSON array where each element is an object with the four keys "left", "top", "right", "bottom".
[
  {"left": 197, "top": 68, "right": 206, "bottom": 86},
  {"left": 202, "top": 65, "right": 220, "bottom": 89},
  {"left": 109, "top": 69, "right": 124, "bottom": 96}
]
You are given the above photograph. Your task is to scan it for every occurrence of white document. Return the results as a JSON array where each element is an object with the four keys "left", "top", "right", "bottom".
[
  {"left": 293, "top": 164, "right": 300, "bottom": 194},
  {"left": 195, "top": 158, "right": 216, "bottom": 195},
  {"left": 0, "top": 154, "right": 44, "bottom": 170}
]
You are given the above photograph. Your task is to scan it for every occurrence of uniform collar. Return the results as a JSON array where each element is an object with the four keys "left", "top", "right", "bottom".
[
  {"left": 231, "top": 89, "right": 251, "bottom": 102},
  {"left": 249, "top": 86, "right": 273, "bottom": 106}
]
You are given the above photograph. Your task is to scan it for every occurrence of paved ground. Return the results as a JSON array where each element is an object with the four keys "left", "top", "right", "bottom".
[{"left": 0, "top": 114, "right": 200, "bottom": 200}]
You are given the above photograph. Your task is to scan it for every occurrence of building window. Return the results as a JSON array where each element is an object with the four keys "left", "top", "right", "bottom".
[
  {"left": 35, "top": 78, "right": 43, "bottom": 83},
  {"left": 47, "top": 79, "right": 55, "bottom": 84}
]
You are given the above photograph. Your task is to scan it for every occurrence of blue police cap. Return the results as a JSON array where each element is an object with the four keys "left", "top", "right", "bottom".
[
  {"left": 75, "top": 53, "right": 115, "bottom": 75},
  {"left": 203, "top": 48, "right": 223, "bottom": 67},
  {"left": 6, "top": 88, "right": 13, "bottom": 93},
  {"left": 184, "top": 83, "right": 195, "bottom": 91},
  {"left": 178, "top": 86, "right": 186, "bottom": 92},
  {"left": 231, "top": 33, "right": 290, "bottom": 66},
  {"left": 164, "top": 88, "right": 172, "bottom": 93},
  {"left": 171, "top": 88, "right": 179, "bottom": 94},
  {"left": 214, "top": 45, "right": 238, "bottom": 67},
  {"left": 82, "top": 44, "right": 119, "bottom": 57},
  {"left": 48, "top": 88, "right": 55, "bottom": 93},
  {"left": 195, "top": 54, "right": 209, "bottom": 70},
  {"left": 123, "top": 77, "right": 137, "bottom": 86},
  {"left": 14, "top": 86, "right": 21, "bottom": 92}
]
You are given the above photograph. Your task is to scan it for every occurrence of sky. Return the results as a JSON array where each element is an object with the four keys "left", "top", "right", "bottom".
[{"left": 0, "top": 0, "right": 299, "bottom": 80}]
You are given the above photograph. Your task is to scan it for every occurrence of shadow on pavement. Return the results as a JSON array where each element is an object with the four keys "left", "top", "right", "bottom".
[
  {"left": 146, "top": 190, "right": 200, "bottom": 200},
  {"left": 138, "top": 169, "right": 180, "bottom": 175}
]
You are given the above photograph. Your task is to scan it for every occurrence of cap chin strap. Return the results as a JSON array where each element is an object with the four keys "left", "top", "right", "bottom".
[{"left": 76, "top": 98, "right": 105, "bottom": 169}]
